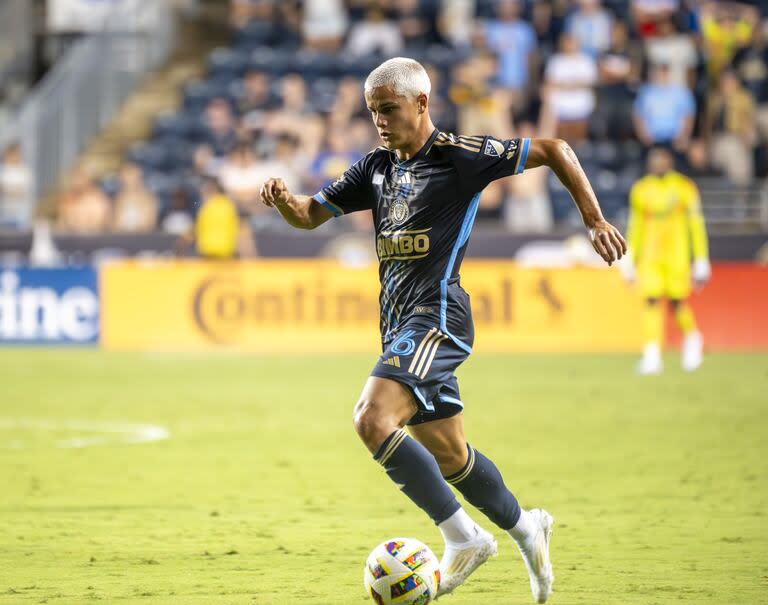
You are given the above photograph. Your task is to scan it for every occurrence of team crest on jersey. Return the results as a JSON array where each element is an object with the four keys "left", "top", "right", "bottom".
[
  {"left": 505, "top": 139, "right": 519, "bottom": 160},
  {"left": 388, "top": 197, "right": 410, "bottom": 225},
  {"left": 484, "top": 138, "right": 505, "bottom": 157}
]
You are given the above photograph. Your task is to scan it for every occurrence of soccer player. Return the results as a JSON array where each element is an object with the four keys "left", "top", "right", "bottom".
[
  {"left": 260, "top": 58, "right": 626, "bottom": 602},
  {"left": 623, "top": 147, "right": 710, "bottom": 375}
]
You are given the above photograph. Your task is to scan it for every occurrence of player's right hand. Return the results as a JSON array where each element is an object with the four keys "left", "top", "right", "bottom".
[
  {"left": 588, "top": 219, "right": 627, "bottom": 266},
  {"left": 260, "top": 178, "right": 290, "bottom": 208}
]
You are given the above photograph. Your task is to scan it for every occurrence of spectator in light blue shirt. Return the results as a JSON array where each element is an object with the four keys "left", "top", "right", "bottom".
[
  {"left": 633, "top": 63, "right": 695, "bottom": 151},
  {"left": 484, "top": 0, "right": 537, "bottom": 94},
  {"left": 565, "top": 0, "right": 614, "bottom": 59}
]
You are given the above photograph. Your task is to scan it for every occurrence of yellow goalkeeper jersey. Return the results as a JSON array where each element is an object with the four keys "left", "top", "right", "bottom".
[{"left": 627, "top": 171, "right": 709, "bottom": 267}]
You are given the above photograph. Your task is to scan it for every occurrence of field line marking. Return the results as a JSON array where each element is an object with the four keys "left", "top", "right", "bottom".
[{"left": 0, "top": 418, "right": 170, "bottom": 449}]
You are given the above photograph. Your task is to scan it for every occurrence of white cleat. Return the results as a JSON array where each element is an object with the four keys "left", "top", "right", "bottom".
[
  {"left": 682, "top": 331, "right": 703, "bottom": 372},
  {"left": 435, "top": 526, "right": 497, "bottom": 598},
  {"left": 515, "top": 508, "right": 555, "bottom": 603},
  {"left": 637, "top": 342, "right": 663, "bottom": 376}
]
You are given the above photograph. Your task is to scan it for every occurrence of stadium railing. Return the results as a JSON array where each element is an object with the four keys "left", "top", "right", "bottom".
[
  {"left": 0, "top": 0, "right": 33, "bottom": 122},
  {"left": 695, "top": 179, "right": 768, "bottom": 231},
  {"left": 0, "top": 0, "right": 176, "bottom": 227}
]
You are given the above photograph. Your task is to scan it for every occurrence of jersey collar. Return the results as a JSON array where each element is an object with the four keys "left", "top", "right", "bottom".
[{"left": 390, "top": 128, "right": 440, "bottom": 167}]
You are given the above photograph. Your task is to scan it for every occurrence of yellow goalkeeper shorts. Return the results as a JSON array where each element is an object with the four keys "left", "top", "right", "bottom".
[{"left": 638, "top": 261, "right": 691, "bottom": 300}]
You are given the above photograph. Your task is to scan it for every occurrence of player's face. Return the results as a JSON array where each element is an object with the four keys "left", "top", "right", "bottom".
[
  {"left": 648, "top": 149, "right": 674, "bottom": 176},
  {"left": 365, "top": 86, "right": 425, "bottom": 151}
]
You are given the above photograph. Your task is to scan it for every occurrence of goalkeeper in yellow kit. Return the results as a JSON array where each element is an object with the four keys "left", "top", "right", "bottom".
[{"left": 622, "top": 148, "right": 710, "bottom": 374}]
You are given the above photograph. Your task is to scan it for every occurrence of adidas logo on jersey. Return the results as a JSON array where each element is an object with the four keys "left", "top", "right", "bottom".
[{"left": 382, "top": 356, "right": 401, "bottom": 368}]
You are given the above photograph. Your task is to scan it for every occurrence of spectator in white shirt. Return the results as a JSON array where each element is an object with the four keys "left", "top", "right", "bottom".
[
  {"left": 644, "top": 17, "right": 698, "bottom": 88},
  {"left": 544, "top": 32, "right": 599, "bottom": 141},
  {"left": 302, "top": 0, "right": 348, "bottom": 51},
  {"left": 346, "top": 6, "right": 405, "bottom": 57},
  {"left": 219, "top": 143, "right": 269, "bottom": 215},
  {"left": 631, "top": 0, "right": 679, "bottom": 37}
]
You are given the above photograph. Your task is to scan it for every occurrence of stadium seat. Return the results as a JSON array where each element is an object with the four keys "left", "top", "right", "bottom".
[
  {"left": 153, "top": 110, "right": 208, "bottom": 144},
  {"left": 163, "top": 138, "right": 193, "bottom": 171},
  {"left": 248, "top": 46, "right": 302, "bottom": 77},
  {"left": 128, "top": 143, "right": 168, "bottom": 172},
  {"left": 422, "top": 46, "right": 469, "bottom": 71},
  {"left": 548, "top": 172, "right": 578, "bottom": 223},
  {"left": 550, "top": 190, "right": 575, "bottom": 223},
  {"left": 573, "top": 140, "right": 595, "bottom": 163},
  {"left": 182, "top": 80, "right": 234, "bottom": 114},
  {"left": 594, "top": 141, "right": 621, "bottom": 170},
  {"left": 152, "top": 113, "right": 189, "bottom": 140},
  {"left": 336, "top": 54, "right": 381, "bottom": 79},
  {"left": 293, "top": 50, "right": 338, "bottom": 81},
  {"left": 620, "top": 140, "right": 643, "bottom": 166},
  {"left": 618, "top": 165, "right": 643, "bottom": 194},
  {"left": 596, "top": 192, "right": 626, "bottom": 221},
  {"left": 235, "top": 20, "right": 273, "bottom": 49},
  {"left": 207, "top": 47, "right": 248, "bottom": 81}
]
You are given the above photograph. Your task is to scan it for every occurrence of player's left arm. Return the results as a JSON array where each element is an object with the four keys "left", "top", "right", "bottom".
[
  {"left": 620, "top": 182, "right": 645, "bottom": 283},
  {"left": 525, "top": 138, "right": 627, "bottom": 265}
]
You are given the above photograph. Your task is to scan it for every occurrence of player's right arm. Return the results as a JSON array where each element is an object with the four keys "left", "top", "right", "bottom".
[
  {"left": 260, "top": 178, "right": 334, "bottom": 230},
  {"left": 525, "top": 138, "right": 627, "bottom": 265},
  {"left": 261, "top": 154, "right": 375, "bottom": 229}
]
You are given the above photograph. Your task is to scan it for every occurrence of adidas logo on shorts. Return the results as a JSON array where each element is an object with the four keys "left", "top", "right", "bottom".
[{"left": 382, "top": 356, "right": 401, "bottom": 368}]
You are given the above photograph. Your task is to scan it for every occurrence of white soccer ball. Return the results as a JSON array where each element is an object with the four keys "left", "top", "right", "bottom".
[{"left": 363, "top": 537, "right": 441, "bottom": 604}]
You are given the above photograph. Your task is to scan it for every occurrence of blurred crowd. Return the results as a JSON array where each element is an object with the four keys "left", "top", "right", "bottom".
[{"left": 3, "top": 0, "right": 767, "bottom": 252}]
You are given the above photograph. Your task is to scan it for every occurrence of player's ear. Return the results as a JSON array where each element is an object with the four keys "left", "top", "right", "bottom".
[{"left": 417, "top": 93, "right": 427, "bottom": 114}]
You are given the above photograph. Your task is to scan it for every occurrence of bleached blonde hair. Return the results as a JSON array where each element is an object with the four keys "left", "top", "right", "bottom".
[{"left": 364, "top": 57, "right": 431, "bottom": 99}]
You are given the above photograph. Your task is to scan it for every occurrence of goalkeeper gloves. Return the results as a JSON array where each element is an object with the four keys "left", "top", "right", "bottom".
[
  {"left": 619, "top": 255, "right": 636, "bottom": 283},
  {"left": 692, "top": 258, "right": 711, "bottom": 285}
]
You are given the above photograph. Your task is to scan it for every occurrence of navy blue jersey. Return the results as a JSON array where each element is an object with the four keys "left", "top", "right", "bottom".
[{"left": 313, "top": 129, "right": 531, "bottom": 352}]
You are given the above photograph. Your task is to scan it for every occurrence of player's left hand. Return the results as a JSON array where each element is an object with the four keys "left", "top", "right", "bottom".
[{"left": 588, "top": 220, "right": 627, "bottom": 266}]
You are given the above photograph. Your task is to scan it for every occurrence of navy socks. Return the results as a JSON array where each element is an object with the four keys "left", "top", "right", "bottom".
[
  {"left": 374, "top": 429, "right": 461, "bottom": 525},
  {"left": 445, "top": 445, "right": 521, "bottom": 530},
  {"left": 374, "top": 432, "right": 520, "bottom": 531}
]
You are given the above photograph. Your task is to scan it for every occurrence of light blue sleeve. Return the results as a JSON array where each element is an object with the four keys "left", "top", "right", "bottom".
[
  {"left": 524, "top": 23, "right": 536, "bottom": 51},
  {"left": 485, "top": 23, "right": 500, "bottom": 49},
  {"left": 681, "top": 88, "right": 696, "bottom": 116}
]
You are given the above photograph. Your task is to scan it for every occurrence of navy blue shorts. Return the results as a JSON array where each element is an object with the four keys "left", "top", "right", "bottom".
[{"left": 370, "top": 319, "right": 470, "bottom": 425}]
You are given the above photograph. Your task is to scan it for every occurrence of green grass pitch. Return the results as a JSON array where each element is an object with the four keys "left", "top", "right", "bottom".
[{"left": 1, "top": 350, "right": 766, "bottom": 604}]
